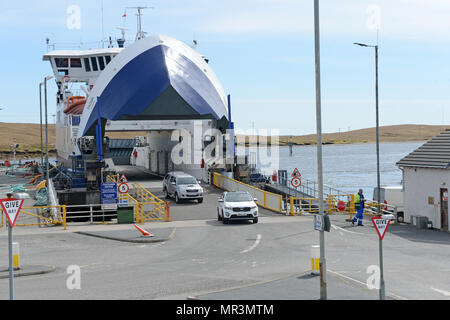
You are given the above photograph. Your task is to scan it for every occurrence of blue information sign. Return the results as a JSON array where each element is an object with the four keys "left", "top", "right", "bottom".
[{"left": 101, "top": 183, "right": 117, "bottom": 204}]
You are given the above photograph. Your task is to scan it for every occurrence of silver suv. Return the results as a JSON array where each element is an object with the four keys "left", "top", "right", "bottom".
[{"left": 163, "top": 172, "right": 204, "bottom": 203}]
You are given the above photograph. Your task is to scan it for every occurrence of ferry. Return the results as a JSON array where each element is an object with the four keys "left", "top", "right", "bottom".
[{"left": 42, "top": 8, "right": 231, "bottom": 182}]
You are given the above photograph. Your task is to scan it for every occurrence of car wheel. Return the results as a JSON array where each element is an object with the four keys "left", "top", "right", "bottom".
[
  {"left": 164, "top": 189, "right": 170, "bottom": 199},
  {"left": 223, "top": 217, "right": 229, "bottom": 224},
  {"left": 253, "top": 217, "right": 258, "bottom": 224},
  {"left": 217, "top": 209, "right": 222, "bottom": 221},
  {"left": 198, "top": 198, "right": 203, "bottom": 204},
  {"left": 175, "top": 193, "right": 181, "bottom": 204}
]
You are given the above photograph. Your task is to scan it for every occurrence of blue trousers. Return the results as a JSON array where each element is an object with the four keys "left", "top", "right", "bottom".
[{"left": 353, "top": 204, "right": 364, "bottom": 225}]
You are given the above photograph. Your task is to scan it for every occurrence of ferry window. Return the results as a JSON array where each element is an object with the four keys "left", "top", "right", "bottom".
[
  {"left": 55, "top": 58, "right": 69, "bottom": 68},
  {"left": 105, "top": 55, "right": 111, "bottom": 64},
  {"left": 58, "top": 70, "right": 69, "bottom": 76},
  {"left": 90, "top": 57, "right": 98, "bottom": 71},
  {"left": 72, "top": 116, "right": 81, "bottom": 126},
  {"left": 84, "top": 58, "right": 91, "bottom": 72},
  {"left": 70, "top": 58, "right": 82, "bottom": 68},
  {"left": 98, "top": 56, "right": 105, "bottom": 70}
]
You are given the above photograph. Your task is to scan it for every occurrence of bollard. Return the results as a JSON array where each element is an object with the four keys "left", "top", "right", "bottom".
[
  {"left": 12, "top": 242, "right": 19, "bottom": 270},
  {"left": 311, "top": 245, "right": 320, "bottom": 275}
]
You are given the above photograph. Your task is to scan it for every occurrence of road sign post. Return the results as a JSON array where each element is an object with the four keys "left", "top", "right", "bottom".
[
  {"left": 1, "top": 198, "right": 24, "bottom": 300},
  {"left": 371, "top": 216, "right": 391, "bottom": 300}
]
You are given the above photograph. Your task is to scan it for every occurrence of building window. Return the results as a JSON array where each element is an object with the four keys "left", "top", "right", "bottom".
[
  {"left": 70, "top": 58, "right": 82, "bottom": 68},
  {"left": 55, "top": 58, "right": 69, "bottom": 68},
  {"left": 84, "top": 58, "right": 91, "bottom": 72},
  {"left": 91, "top": 57, "right": 98, "bottom": 71},
  {"left": 105, "top": 55, "right": 111, "bottom": 64},
  {"left": 98, "top": 56, "right": 105, "bottom": 70}
]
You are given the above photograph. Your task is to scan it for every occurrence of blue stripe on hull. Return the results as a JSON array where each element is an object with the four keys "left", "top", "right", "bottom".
[{"left": 83, "top": 45, "right": 227, "bottom": 136}]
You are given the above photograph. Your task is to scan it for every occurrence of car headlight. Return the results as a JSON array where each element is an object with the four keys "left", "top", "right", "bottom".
[
  {"left": 225, "top": 206, "right": 232, "bottom": 210},
  {"left": 251, "top": 205, "right": 257, "bottom": 209}
]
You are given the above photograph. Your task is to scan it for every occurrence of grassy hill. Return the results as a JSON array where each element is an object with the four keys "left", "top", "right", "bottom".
[
  {"left": 277, "top": 124, "right": 449, "bottom": 146},
  {"left": 0, "top": 122, "right": 447, "bottom": 158}
]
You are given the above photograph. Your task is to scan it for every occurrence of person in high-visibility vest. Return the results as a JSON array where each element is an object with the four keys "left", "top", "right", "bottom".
[{"left": 352, "top": 189, "right": 365, "bottom": 226}]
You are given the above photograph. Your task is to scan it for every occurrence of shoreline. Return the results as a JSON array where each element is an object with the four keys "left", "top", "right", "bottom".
[
  {"left": 0, "top": 140, "right": 426, "bottom": 161},
  {"left": 0, "top": 150, "right": 56, "bottom": 161}
]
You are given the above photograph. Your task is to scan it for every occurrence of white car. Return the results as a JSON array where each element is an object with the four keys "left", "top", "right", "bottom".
[{"left": 217, "top": 191, "right": 259, "bottom": 224}]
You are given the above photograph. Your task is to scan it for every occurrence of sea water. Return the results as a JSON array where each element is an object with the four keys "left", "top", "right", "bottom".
[{"left": 250, "top": 141, "right": 423, "bottom": 195}]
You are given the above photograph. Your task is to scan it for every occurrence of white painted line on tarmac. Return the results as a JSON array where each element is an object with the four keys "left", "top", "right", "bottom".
[
  {"left": 331, "top": 224, "right": 366, "bottom": 235},
  {"left": 241, "top": 234, "right": 262, "bottom": 253},
  {"left": 431, "top": 287, "right": 450, "bottom": 297},
  {"left": 328, "top": 269, "right": 408, "bottom": 300}
]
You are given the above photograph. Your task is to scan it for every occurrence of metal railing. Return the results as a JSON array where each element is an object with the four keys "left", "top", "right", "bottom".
[
  {"left": 288, "top": 193, "right": 398, "bottom": 220},
  {"left": 1, "top": 205, "right": 67, "bottom": 229},
  {"left": 213, "top": 172, "right": 283, "bottom": 213},
  {"left": 288, "top": 197, "right": 331, "bottom": 215},
  {"left": 63, "top": 203, "right": 123, "bottom": 227},
  {"left": 106, "top": 174, "right": 120, "bottom": 183},
  {"left": 131, "top": 183, "right": 170, "bottom": 222}
]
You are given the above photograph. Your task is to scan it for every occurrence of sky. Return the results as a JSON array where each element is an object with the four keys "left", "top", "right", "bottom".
[{"left": 0, "top": 0, "right": 449, "bottom": 135}]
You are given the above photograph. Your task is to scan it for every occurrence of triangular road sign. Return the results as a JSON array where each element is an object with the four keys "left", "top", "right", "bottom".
[
  {"left": 371, "top": 216, "right": 391, "bottom": 240},
  {"left": 119, "top": 174, "right": 128, "bottom": 184},
  {"left": 292, "top": 168, "right": 301, "bottom": 178},
  {"left": 0, "top": 198, "right": 24, "bottom": 228}
]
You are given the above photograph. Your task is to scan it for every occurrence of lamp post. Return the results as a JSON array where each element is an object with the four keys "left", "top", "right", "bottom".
[
  {"left": 42, "top": 76, "right": 53, "bottom": 204},
  {"left": 354, "top": 42, "right": 384, "bottom": 300},
  {"left": 39, "top": 83, "right": 44, "bottom": 180},
  {"left": 314, "top": 0, "right": 327, "bottom": 300}
]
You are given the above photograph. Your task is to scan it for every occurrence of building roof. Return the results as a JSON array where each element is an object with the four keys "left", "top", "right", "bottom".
[{"left": 396, "top": 129, "right": 450, "bottom": 169}]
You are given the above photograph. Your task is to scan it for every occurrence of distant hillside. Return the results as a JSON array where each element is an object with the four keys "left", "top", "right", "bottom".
[
  {"left": 0, "top": 122, "right": 447, "bottom": 158},
  {"left": 280, "top": 124, "right": 449, "bottom": 146},
  {"left": 0, "top": 123, "right": 144, "bottom": 158},
  {"left": 238, "top": 124, "right": 449, "bottom": 146}
]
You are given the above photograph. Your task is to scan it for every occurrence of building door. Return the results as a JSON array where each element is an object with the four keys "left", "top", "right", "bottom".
[{"left": 440, "top": 188, "right": 448, "bottom": 230}]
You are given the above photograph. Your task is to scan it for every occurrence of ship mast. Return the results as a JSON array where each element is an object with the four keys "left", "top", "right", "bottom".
[{"left": 126, "top": 6, "right": 154, "bottom": 41}]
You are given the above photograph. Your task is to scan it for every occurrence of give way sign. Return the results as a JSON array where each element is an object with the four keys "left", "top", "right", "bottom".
[
  {"left": 371, "top": 216, "right": 391, "bottom": 240},
  {"left": 0, "top": 198, "right": 24, "bottom": 228}
]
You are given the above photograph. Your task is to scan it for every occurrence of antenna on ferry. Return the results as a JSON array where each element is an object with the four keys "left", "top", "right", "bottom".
[
  {"left": 126, "top": 6, "right": 154, "bottom": 41},
  {"left": 116, "top": 27, "right": 128, "bottom": 48}
]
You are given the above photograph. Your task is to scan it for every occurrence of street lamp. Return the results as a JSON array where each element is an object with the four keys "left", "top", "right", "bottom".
[
  {"left": 314, "top": 0, "right": 327, "bottom": 300},
  {"left": 40, "top": 75, "right": 53, "bottom": 204},
  {"left": 354, "top": 41, "right": 384, "bottom": 300},
  {"left": 353, "top": 42, "right": 380, "bottom": 213}
]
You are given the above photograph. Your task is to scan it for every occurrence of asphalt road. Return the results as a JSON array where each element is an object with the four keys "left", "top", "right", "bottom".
[{"left": 0, "top": 167, "right": 449, "bottom": 300}]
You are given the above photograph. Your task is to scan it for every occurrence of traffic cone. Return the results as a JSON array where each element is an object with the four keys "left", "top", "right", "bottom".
[{"left": 134, "top": 224, "right": 154, "bottom": 237}]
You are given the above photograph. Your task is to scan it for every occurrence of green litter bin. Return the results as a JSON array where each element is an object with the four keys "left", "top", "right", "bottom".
[{"left": 117, "top": 207, "right": 135, "bottom": 224}]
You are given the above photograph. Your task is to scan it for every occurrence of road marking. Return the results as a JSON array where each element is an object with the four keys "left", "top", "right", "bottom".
[
  {"left": 241, "top": 234, "right": 262, "bottom": 253},
  {"left": 431, "top": 287, "right": 450, "bottom": 296},
  {"left": 328, "top": 269, "right": 408, "bottom": 300},
  {"left": 331, "top": 224, "right": 366, "bottom": 235}
]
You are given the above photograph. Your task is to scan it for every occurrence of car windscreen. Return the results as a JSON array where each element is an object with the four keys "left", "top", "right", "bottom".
[
  {"left": 177, "top": 177, "right": 197, "bottom": 185},
  {"left": 225, "top": 193, "right": 253, "bottom": 202}
]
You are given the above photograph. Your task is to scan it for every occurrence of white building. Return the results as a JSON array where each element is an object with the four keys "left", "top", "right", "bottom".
[{"left": 396, "top": 130, "right": 449, "bottom": 231}]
